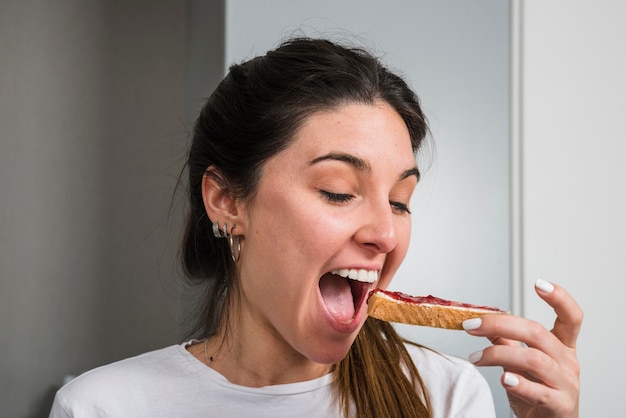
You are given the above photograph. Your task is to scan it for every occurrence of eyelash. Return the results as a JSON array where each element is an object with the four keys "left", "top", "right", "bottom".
[
  {"left": 320, "top": 190, "right": 353, "bottom": 203},
  {"left": 391, "top": 201, "right": 412, "bottom": 215},
  {"left": 319, "top": 191, "right": 411, "bottom": 214}
]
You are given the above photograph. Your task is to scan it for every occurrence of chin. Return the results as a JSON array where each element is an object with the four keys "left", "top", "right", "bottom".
[
  {"left": 307, "top": 330, "right": 361, "bottom": 365},
  {"left": 310, "top": 349, "right": 352, "bottom": 366}
]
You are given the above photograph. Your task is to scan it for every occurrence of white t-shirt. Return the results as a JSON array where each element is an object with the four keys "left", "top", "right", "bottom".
[{"left": 49, "top": 341, "right": 496, "bottom": 417}]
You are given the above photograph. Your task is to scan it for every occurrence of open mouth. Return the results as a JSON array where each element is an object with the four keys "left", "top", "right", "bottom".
[{"left": 319, "top": 269, "right": 378, "bottom": 324}]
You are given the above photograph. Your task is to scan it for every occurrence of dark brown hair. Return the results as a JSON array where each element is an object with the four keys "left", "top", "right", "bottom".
[{"left": 181, "top": 37, "right": 431, "bottom": 418}]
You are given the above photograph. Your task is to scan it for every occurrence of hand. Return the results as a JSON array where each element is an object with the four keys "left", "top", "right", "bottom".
[{"left": 463, "top": 280, "right": 583, "bottom": 418}]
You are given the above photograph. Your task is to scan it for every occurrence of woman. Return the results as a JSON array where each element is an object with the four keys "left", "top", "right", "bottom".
[{"left": 50, "top": 37, "right": 582, "bottom": 417}]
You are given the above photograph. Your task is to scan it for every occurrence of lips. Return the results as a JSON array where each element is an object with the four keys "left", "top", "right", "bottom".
[{"left": 319, "top": 269, "right": 378, "bottom": 325}]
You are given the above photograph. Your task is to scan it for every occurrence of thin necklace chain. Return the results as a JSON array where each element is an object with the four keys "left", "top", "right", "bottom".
[{"left": 203, "top": 339, "right": 213, "bottom": 366}]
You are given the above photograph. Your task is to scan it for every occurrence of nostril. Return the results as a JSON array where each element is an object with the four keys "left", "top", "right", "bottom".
[
  {"left": 362, "top": 238, "right": 396, "bottom": 254},
  {"left": 360, "top": 229, "right": 398, "bottom": 253}
]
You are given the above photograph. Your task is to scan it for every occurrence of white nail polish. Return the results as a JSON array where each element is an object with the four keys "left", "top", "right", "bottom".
[
  {"left": 503, "top": 372, "right": 519, "bottom": 387},
  {"left": 468, "top": 350, "right": 483, "bottom": 364},
  {"left": 535, "top": 279, "right": 555, "bottom": 293},
  {"left": 462, "top": 318, "right": 482, "bottom": 331}
]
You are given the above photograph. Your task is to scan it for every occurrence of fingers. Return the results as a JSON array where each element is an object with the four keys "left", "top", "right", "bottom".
[
  {"left": 534, "top": 279, "right": 583, "bottom": 348},
  {"left": 468, "top": 337, "right": 580, "bottom": 417},
  {"left": 463, "top": 314, "right": 564, "bottom": 357},
  {"left": 501, "top": 371, "right": 580, "bottom": 418},
  {"left": 468, "top": 344, "right": 578, "bottom": 390},
  {"left": 464, "top": 280, "right": 582, "bottom": 418},
  {"left": 463, "top": 279, "right": 583, "bottom": 351}
]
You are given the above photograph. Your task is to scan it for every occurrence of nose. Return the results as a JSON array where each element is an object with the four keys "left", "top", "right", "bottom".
[{"left": 354, "top": 200, "right": 399, "bottom": 254}]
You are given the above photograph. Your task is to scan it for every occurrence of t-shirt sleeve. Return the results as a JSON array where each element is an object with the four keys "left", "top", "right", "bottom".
[
  {"left": 406, "top": 345, "right": 497, "bottom": 418},
  {"left": 445, "top": 364, "right": 497, "bottom": 418},
  {"left": 49, "top": 392, "right": 73, "bottom": 418}
]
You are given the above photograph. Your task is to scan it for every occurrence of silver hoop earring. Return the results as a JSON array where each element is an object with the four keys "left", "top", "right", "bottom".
[
  {"left": 228, "top": 224, "right": 241, "bottom": 262},
  {"left": 212, "top": 222, "right": 222, "bottom": 238},
  {"left": 211, "top": 222, "right": 227, "bottom": 239}
]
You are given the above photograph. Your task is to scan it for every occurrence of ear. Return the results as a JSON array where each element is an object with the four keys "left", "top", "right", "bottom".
[{"left": 201, "top": 168, "right": 247, "bottom": 235}]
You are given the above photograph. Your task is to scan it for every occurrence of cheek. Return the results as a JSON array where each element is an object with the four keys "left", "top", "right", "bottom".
[
  {"left": 259, "top": 186, "right": 349, "bottom": 249},
  {"left": 378, "top": 221, "right": 412, "bottom": 288},
  {"left": 398, "top": 220, "right": 412, "bottom": 254},
  {"left": 279, "top": 209, "right": 350, "bottom": 265},
  {"left": 245, "top": 190, "right": 330, "bottom": 268},
  {"left": 395, "top": 221, "right": 412, "bottom": 263}
]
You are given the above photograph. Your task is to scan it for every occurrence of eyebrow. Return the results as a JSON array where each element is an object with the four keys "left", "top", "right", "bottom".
[
  {"left": 310, "top": 153, "right": 370, "bottom": 173},
  {"left": 400, "top": 167, "right": 421, "bottom": 183},
  {"left": 310, "top": 152, "right": 420, "bottom": 182}
]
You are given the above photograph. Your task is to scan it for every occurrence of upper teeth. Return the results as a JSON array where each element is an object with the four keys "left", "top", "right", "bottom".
[{"left": 331, "top": 269, "right": 378, "bottom": 283}]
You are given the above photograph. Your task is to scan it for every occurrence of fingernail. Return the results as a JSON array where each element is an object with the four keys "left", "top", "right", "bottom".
[
  {"left": 503, "top": 372, "right": 519, "bottom": 387},
  {"left": 462, "top": 318, "right": 482, "bottom": 331},
  {"left": 468, "top": 350, "right": 483, "bottom": 364},
  {"left": 535, "top": 279, "right": 555, "bottom": 293}
]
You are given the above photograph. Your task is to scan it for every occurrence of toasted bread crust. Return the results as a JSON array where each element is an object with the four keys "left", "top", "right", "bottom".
[{"left": 367, "top": 292, "right": 505, "bottom": 330}]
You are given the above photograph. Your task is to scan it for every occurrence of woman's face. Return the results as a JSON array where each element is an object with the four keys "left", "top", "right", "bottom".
[{"left": 236, "top": 101, "right": 419, "bottom": 365}]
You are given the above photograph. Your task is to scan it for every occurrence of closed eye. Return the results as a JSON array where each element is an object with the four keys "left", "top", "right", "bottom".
[
  {"left": 320, "top": 191, "right": 411, "bottom": 214},
  {"left": 390, "top": 201, "right": 411, "bottom": 214},
  {"left": 320, "top": 190, "right": 354, "bottom": 203}
]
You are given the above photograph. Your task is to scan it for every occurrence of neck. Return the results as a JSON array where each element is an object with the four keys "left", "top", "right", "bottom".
[{"left": 194, "top": 313, "right": 332, "bottom": 387}]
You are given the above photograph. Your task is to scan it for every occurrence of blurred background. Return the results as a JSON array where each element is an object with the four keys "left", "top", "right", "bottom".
[{"left": 1, "top": 1, "right": 624, "bottom": 417}]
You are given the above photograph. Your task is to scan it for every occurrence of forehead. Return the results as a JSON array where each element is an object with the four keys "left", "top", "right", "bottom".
[{"left": 285, "top": 101, "right": 415, "bottom": 165}]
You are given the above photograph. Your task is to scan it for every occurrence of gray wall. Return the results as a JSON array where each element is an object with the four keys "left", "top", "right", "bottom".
[{"left": 0, "top": 1, "right": 191, "bottom": 416}]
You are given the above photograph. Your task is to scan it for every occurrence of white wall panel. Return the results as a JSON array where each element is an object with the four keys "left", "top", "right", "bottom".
[{"left": 522, "top": 1, "right": 626, "bottom": 415}]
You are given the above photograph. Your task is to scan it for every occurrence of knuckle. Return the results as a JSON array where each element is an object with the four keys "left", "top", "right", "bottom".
[
  {"left": 566, "top": 356, "right": 581, "bottom": 377},
  {"left": 525, "top": 349, "right": 547, "bottom": 371},
  {"left": 571, "top": 306, "right": 584, "bottom": 325},
  {"left": 485, "top": 345, "right": 505, "bottom": 363},
  {"left": 535, "top": 389, "right": 553, "bottom": 408},
  {"left": 527, "top": 320, "right": 546, "bottom": 341}
]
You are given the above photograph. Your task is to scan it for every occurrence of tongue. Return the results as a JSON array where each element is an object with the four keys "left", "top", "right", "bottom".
[{"left": 319, "top": 273, "right": 355, "bottom": 323}]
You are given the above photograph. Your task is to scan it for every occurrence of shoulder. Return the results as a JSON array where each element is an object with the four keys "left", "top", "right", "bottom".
[
  {"left": 405, "top": 342, "right": 479, "bottom": 380},
  {"left": 63, "top": 343, "right": 197, "bottom": 389},
  {"left": 50, "top": 343, "right": 204, "bottom": 416},
  {"left": 404, "top": 343, "right": 496, "bottom": 418}
]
